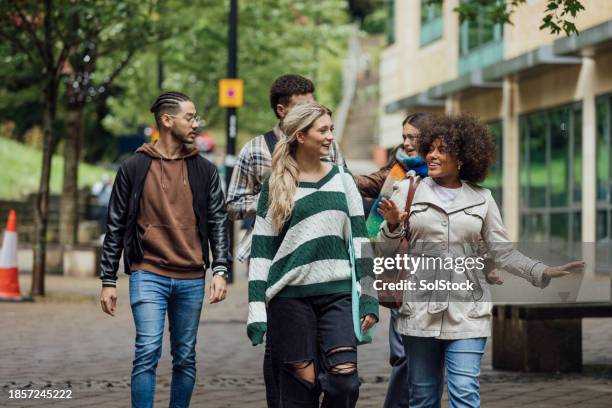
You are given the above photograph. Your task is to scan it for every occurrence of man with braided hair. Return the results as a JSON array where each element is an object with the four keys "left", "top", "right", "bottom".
[{"left": 99, "top": 91, "right": 230, "bottom": 407}]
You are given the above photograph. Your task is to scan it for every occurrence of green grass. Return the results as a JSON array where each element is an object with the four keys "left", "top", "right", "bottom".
[{"left": 0, "top": 137, "right": 114, "bottom": 199}]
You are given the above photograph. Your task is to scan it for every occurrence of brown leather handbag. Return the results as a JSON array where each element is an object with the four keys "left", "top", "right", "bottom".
[{"left": 378, "top": 176, "right": 420, "bottom": 309}]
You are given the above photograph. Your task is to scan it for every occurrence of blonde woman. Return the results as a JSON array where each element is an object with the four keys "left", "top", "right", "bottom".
[{"left": 246, "top": 102, "right": 378, "bottom": 407}]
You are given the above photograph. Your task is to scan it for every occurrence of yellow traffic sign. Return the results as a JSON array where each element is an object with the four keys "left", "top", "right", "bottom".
[{"left": 219, "top": 79, "right": 244, "bottom": 108}]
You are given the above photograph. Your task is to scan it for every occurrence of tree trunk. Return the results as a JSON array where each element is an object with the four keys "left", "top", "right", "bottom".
[
  {"left": 59, "top": 106, "right": 84, "bottom": 246},
  {"left": 31, "top": 94, "right": 56, "bottom": 297}
]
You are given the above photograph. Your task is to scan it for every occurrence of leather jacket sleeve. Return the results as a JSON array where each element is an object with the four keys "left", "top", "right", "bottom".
[
  {"left": 100, "top": 164, "right": 131, "bottom": 287},
  {"left": 207, "top": 166, "right": 231, "bottom": 274}
]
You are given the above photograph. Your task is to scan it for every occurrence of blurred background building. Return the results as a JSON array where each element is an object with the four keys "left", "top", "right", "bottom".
[{"left": 379, "top": 0, "right": 612, "bottom": 247}]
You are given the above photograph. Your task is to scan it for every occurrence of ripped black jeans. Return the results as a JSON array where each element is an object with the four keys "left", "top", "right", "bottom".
[{"left": 269, "top": 292, "right": 359, "bottom": 408}]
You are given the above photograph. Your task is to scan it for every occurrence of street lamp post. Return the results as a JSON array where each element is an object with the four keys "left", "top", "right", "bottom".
[{"left": 225, "top": 0, "right": 238, "bottom": 282}]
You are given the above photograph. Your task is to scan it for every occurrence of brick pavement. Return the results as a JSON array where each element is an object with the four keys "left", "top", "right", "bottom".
[{"left": 1, "top": 275, "right": 611, "bottom": 407}]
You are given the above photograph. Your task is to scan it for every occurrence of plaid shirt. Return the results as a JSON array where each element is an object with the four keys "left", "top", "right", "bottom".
[{"left": 227, "top": 123, "right": 345, "bottom": 262}]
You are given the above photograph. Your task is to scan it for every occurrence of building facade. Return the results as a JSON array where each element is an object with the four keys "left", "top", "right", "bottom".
[{"left": 380, "top": 0, "right": 612, "bottom": 249}]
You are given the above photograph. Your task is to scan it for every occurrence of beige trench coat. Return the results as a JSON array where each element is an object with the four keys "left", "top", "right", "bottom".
[{"left": 377, "top": 178, "right": 550, "bottom": 339}]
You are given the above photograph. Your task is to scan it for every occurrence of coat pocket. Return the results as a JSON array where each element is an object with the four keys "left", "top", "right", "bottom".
[
  {"left": 467, "top": 299, "right": 492, "bottom": 319},
  {"left": 463, "top": 204, "right": 488, "bottom": 221}
]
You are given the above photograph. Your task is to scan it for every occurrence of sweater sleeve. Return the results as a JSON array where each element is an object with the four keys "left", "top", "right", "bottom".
[
  {"left": 246, "top": 179, "right": 276, "bottom": 345},
  {"left": 342, "top": 170, "right": 379, "bottom": 321}
]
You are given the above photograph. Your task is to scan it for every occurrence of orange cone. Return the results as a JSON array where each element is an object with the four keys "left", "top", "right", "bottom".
[{"left": 0, "top": 210, "right": 22, "bottom": 301}]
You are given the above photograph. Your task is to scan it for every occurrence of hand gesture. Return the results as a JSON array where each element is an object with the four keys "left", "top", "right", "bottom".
[
  {"left": 377, "top": 199, "right": 407, "bottom": 231},
  {"left": 543, "top": 260, "right": 585, "bottom": 278}
]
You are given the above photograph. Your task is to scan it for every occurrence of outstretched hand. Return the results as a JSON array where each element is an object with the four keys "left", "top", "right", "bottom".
[
  {"left": 543, "top": 260, "right": 585, "bottom": 278},
  {"left": 377, "top": 199, "right": 407, "bottom": 232}
]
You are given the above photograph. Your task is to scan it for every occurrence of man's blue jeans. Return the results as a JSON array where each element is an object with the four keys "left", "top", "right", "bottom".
[
  {"left": 129, "top": 271, "right": 204, "bottom": 408},
  {"left": 403, "top": 336, "right": 487, "bottom": 408}
]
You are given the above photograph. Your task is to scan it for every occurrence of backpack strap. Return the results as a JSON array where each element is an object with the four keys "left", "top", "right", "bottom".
[
  {"left": 263, "top": 130, "right": 277, "bottom": 155},
  {"left": 402, "top": 176, "right": 420, "bottom": 234}
]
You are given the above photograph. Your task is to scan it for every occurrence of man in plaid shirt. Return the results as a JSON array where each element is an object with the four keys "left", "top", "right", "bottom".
[{"left": 226, "top": 74, "right": 345, "bottom": 263}]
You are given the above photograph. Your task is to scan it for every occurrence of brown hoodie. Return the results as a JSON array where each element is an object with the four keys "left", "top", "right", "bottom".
[{"left": 130, "top": 142, "right": 205, "bottom": 279}]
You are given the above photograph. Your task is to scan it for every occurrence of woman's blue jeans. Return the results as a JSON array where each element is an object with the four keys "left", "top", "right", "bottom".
[
  {"left": 129, "top": 271, "right": 205, "bottom": 408},
  {"left": 403, "top": 336, "right": 487, "bottom": 408}
]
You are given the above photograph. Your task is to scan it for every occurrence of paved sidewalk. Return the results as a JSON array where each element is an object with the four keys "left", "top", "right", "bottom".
[{"left": 1, "top": 275, "right": 611, "bottom": 407}]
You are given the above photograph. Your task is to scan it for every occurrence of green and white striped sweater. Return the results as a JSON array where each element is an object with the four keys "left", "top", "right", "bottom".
[{"left": 247, "top": 164, "right": 379, "bottom": 346}]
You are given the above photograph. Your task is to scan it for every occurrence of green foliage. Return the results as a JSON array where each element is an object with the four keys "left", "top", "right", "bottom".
[
  {"left": 427, "top": 0, "right": 585, "bottom": 36},
  {"left": 104, "top": 0, "right": 350, "bottom": 144},
  {"left": 0, "top": 137, "right": 113, "bottom": 199},
  {"left": 539, "top": 0, "right": 585, "bottom": 36},
  {"left": 362, "top": 7, "right": 386, "bottom": 33},
  {"left": 0, "top": 0, "right": 351, "bottom": 156}
]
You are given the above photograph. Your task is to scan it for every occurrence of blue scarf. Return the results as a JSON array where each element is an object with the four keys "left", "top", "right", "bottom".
[
  {"left": 395, "top": 149, "right": 428, "bottom": 177},
  {"left": 365, "top": 150, "right": 428, "bottom": 239}
]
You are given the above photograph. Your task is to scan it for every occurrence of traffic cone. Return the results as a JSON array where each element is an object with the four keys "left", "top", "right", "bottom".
[{"left": 0, "top": 210, "right": 22, "bottom": 301}]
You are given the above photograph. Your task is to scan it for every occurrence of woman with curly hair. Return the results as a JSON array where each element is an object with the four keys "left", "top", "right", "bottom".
[{"left": 377, "top": 114, "right": 583, "bottom": 407}]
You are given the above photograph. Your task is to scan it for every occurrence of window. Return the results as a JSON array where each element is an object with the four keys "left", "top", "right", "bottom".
[
  {"left": 519, "top": 104, "right": 582, "bottom": 244},
  {"left": 482, "top": 121, "right": 503, "bottom": 205},
  {"left": 420, "top": 0, "right": 443, "bottom": 46},
  {"left": 458, "top": 0, "right": 504, "bottom": 75},
  {"left": 596, "top": 93, "right": 612, "bottom": 243},
  {"left": 386, "top": 0, "right": 395, "bottom": 45}
]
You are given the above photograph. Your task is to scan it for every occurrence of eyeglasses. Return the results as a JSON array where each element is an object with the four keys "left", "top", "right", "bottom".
[{"left": 166, "top": 114, "right": 202, "bottom": 125}]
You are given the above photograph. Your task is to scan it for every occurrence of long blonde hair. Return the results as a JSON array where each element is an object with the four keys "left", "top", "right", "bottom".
[{"left": 268, "top": 101, "right": 332, "bottom": 231}]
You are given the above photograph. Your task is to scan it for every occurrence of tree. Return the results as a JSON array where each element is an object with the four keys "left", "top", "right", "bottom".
[
  {"left": 0, "top": 0, "right": 80, "bottom": 296},
  {"left": 103, "top": 0, "right": 350, "bottom": 140},
  {"left": 0, "top": 0, "right": 161, "bottom": 293},
  {"left": 58, "top": 1, "right": 158, "bottom": 246}
]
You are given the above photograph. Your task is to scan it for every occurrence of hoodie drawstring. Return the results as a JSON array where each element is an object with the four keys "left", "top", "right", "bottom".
[
  {"left": 181, "top": 157, "right": 187, "bottom": 186},
  {"left": 160, "top": 157, "right": 166, "bottom": 190}
]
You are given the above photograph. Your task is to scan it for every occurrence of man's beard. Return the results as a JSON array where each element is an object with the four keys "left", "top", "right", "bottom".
[{"left": 171, "top": 127, "right": 194, "bottom": 145}]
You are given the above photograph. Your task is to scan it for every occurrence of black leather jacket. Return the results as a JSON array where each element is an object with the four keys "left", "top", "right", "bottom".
[{"left": 100, "top": 152, "right": 230, "bottom": 287}]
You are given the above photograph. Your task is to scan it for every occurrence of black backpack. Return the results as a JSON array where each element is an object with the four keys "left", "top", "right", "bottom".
[{"left": 263, "top": 130, "right": 277, "bottom": 155}]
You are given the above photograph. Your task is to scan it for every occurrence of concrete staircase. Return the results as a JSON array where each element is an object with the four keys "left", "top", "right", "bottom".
[{"left": 340, "top": 34, "right": 385, "bottom": 175}]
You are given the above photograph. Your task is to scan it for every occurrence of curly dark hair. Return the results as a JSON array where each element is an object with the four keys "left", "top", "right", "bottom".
[
  {"left": 269, "top": 74, "right": 315, "bottom": 118},
  {"left": 417, "top": 114, "right": 496, "bottom": 183}
]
